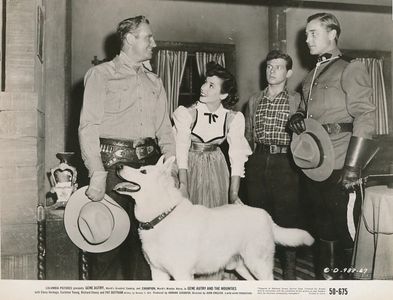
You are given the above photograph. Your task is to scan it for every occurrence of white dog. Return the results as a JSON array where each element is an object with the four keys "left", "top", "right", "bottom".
[{"left": 114, "top": 156, "right": 314, "bottom": 280}]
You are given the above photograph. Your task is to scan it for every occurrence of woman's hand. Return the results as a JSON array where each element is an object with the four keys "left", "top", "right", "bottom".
[
  {"left": 229, "top": 193, "right": 244, "bottom": 205},
  {"left": 179, "top": 182, "right": 189, "bottom": 199},
  {"left": 229, "top": 176, "right": 243, "bottom": 205},
  {"left": 178, "top": 168, "right": 189, "bottom": 199}
]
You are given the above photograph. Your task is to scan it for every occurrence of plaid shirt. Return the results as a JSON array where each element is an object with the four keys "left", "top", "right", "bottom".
[{"left": 254, "top": 88, "right": 291, "bottom": 146}]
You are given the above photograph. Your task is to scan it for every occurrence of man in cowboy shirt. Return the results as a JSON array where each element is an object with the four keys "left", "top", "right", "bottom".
[
  {"left": 79, "top": 16, "right": 175, "bottom": 280},
  {"left": 288, "top": 12, "right": 377, "bottom": 280},
  {"left": 245, "top": 49, "right": 303, "bottom": 280}
]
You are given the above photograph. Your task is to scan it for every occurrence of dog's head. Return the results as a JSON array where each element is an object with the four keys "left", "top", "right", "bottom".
[{"left": 113, "top": 156, "right": 176, "bottom": 205}]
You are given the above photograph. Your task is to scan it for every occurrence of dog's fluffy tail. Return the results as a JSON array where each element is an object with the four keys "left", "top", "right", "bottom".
[{"left": 272, "top": 223, "right": 314, "bottom": 247}]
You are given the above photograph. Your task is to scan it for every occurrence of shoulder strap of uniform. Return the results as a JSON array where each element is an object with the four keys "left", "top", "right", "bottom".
[
  {"left": 315, "top": 56, "right": 341, "bottom": 80},
  {"left": 304, "top": 57, "right": 342, "bottom": 114},
  {"left": 340, "top": 54, "right": 353, "bottom": 63}
]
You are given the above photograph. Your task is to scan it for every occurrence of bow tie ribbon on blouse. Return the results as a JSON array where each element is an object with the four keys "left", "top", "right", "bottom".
[{"left": 204, "top": 112, "right": 218, "bottom": 124}]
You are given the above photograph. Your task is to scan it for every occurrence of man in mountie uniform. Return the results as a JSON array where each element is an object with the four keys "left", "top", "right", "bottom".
[{"left": 288, "top": 12, "right": 377, "bottom": 280}]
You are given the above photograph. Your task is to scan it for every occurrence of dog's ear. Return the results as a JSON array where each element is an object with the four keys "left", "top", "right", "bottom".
[
  {"left": 156, "top": 155, "right": 166, "bottom": 166},
  {"left": 161, "top": 156, "right": 176, "bottom": 174}
]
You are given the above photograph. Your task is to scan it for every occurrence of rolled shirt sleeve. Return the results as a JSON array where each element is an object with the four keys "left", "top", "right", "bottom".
[
  {"left": 172, "top": 106, "right": 193, "bottom": 169},
  {"left": 227, "top": 112, "right": 252, "bottom": 177}
]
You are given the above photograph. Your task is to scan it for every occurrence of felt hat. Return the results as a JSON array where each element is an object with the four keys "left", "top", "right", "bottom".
[
  {"left": 64, "top": 186, "right": 130, "bottom": 253},
  {"left": 290, "top": 118, "right": 335, "bottom": 182}
]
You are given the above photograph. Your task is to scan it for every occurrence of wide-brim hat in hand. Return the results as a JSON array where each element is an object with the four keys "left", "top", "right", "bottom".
[
  {"left": 64, "top": 186, "right": 130, "bottom": 253},
  {"left": 291, "top": 118, "right": 335, "bottom": 182}
]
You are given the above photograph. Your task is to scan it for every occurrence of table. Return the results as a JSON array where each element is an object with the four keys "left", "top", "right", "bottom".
[{"left": 353, "top": 185, "right": 393, "bottom": 280}]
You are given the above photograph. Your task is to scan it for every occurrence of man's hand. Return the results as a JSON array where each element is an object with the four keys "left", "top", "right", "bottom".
[
  {"left": 86, "top": 171, "right": 108, "bottom": 201},
  {"left": 339, "top": 136, "right": 379, "bottom": 192},
  {"left": 339, "top": 166, "right": 360, "bottom": 192},
  {"left": 288, "top": 112, "right": 306, "bottom": 135}
]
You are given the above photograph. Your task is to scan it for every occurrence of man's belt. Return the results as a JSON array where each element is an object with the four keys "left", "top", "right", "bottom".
[
  {"left": 322, "top": 122, "right": 353, "bottom": 135},
  {"left": 255, "top": 143, "right": 288, "bottom": 154},
  {"left": 100, "top": 137, "right": 159, "bottom": 167}
]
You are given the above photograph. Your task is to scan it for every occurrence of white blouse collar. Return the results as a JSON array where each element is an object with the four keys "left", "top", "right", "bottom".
[{"left": 196, "top": 101, "right": 227, "bottom": 116}]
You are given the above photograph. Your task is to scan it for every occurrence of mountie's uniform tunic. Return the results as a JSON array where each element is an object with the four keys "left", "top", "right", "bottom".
[
  {"left": 299, "top": 48, "right": 375, "bottom": 248},
  {"left": 173, "top": 102, "right": 251, "bottom": 208},
  {"left": 300, "top": 48, "right": 375, "bottom": 169}
]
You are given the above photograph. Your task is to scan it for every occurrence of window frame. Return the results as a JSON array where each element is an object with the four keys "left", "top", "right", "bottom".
[{"left": 151, "top": 41, "right": 236, "bottom": 108}]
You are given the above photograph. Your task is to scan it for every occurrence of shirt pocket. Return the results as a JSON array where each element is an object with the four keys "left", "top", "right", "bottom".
[
  {"left": 143, "top": 80, "right": 161, "bottom": 110},
  {"left": 105, "top": 79, "right": 132, "bottom": 113},
  {"left": 144, "top": 89, "right": 159, "bottom": 112},
  {"left": 321, "top": 78, "right": 342, "bottom": 110},
  {"left": 275, "top": 111, "right": 289, "bottom": 131}
]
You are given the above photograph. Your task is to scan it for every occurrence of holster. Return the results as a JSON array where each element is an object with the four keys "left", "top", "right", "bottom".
[
  {"left": 100, "top": 137, "right": 160, "bottom": 168},
  {"left": 344, "top": 136, "right": 379, "bottom": 170}
]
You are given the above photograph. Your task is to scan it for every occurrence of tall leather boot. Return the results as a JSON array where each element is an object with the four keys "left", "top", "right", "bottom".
[
  {"left": 317, "top": 239, "right": 339, "bottom": 280},
  {"left": 281, "top": 248, "right": 297, "bottom": 280},
  {"left": 339, "top": 248, "right": 354, "bottom": 280}
]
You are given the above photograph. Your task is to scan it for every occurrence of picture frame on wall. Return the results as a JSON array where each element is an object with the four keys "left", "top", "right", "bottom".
[{"left": 36, "top": 5, "right": 44, "bottom": 63}]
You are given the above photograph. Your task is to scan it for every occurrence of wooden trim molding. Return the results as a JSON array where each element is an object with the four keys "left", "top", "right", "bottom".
[{"left": 171, "top": 0, "right": 391, "bottom": 14}]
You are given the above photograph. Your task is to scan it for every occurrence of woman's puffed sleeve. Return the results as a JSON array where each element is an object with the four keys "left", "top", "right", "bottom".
[
  {"left": 172, "top": 106, "right": 193, "bottom": 169},
  {"left": 227, "top": 112, "right": 252, "bottom": 177}
]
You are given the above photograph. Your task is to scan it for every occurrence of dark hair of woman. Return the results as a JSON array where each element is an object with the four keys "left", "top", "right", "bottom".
[{"left": 205, "top": 61, "right": 239, "bottom": 109}]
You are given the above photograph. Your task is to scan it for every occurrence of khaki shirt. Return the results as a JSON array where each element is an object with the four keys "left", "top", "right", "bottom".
[
  {"left": 79, "top": 51, "right": 175, "bottom": 176},
  {"left": 299, "top": 48, "right": 375, "bottom": 169}
]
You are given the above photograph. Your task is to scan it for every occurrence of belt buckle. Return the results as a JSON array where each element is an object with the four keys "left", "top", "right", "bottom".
[
  {"left": 325, "top": 123, "right": 341, "bottom": 135},
  {"left": 136, "top": 146, "right": 147, "bottom": 160},
  {"left": 331, "top": 123, "right": 341, "bottom": 134},
  {"left": 269, "top": 145, "right": 278, "bottom": 154},
  {"left": 136, "top": 145, "right": 154, "bottom": 160}
]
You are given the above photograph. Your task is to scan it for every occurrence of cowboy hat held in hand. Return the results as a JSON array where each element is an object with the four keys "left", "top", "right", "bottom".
[
  {"left": 291, "top": 118, "right": 335, "bottom": 182},
  {"left": 64, "top": 186, "right": 130, "bottom": 253}
]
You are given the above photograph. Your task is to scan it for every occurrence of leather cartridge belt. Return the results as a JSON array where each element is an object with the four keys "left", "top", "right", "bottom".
[
  {"left": 322, "top": 122, "right": 353, "bottom": 135},
  {"left": 255, "top": 143, "right": 288, "bottom": 154},
  {"left": 100, "top": 137, "right": 159, "bottom": 167},
  {"left": 190, "top": 142, "right": 219, "bottom": 152}
]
